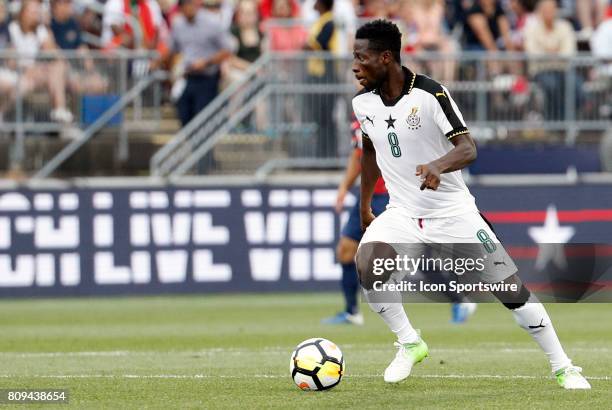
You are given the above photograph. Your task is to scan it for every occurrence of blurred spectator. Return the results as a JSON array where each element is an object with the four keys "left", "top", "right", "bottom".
[
  {"left": 222, "top": 0, "right": 265, "bottom": 130},
  {"left": 50, "top": 0, "right": 107, "bottom": 95},
  {"left": 304, "top": 0, "right": 338, "bottom": 158},
  {"left": 0, "top": 0, "right": 8, "bottom": 49},
  {"left": 575, "top": 0, "right": 607, "bottom": 38},
  {"left": 360, "top": 0, "right": 392, "bottom": 18},
  {"left": 221, "top": 0, "right": 262, "bottom": 86},
  {"left": 78, "top": 6, "right": 103, "bottom": 43},
  {"left": 230, "top": 0, "right": 262, "bottom": 64},
  {"left": 51, "top": 0, "right": 83, "bottom": 50},
  {"left": 463, "top": 0, "right": 514, "bottom": 51},
  {"left": 507, "top": 0, "right": 537, "bottom": 50},
  {"left": 259, "top": 0, "right": 300, "bottom": 21},
  {"left": 524, "top": 0, "right": 578, "bottom": 120},
  {"left": 266, "top": 0, "right": 307, "bottom": 51},
  {"left": 400, "top": 0, "right": 456, "bottom": 81},
  {"left": 591, "top": 3, "right": 612, "bottom": 58},
  {"left": 9, "top": 0, "right": 72, "bottom": 122},
  {"left": 302, "top": 0, "right": 357, "bottom": 55},
  {"left": 0, "top": 0, "right": 13, "bottom": 120},
  {"left": 166, "top": 0, "right": 232, "bottom": 126},
  {"left": 102, "top": 0, "right": 168, "bottom": 53}
]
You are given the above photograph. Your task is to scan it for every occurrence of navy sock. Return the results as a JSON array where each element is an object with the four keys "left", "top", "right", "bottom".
[{"left": 341, "top": 263, "right": 359, "bottom": 315}]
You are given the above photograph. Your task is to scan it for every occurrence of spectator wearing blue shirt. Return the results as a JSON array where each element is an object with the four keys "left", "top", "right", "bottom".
[
  {"left": 51, "top": 0, "right": 83, "bottom": 50},
  {"left": 50, "top": 0, "right": 107, "bottom": 95}
]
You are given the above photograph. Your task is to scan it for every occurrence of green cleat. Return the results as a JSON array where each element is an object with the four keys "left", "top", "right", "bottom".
[
  {"left": 383, "top": 338, "right": 429, "bottom": 383},
  {"left": 555, "top": 366, "right": 591, "bottom": 389}
]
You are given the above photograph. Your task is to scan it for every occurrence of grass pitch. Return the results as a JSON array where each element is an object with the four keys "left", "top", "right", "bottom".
[{"left": 0, "top": 294, "right": 610, "bottom": 409}]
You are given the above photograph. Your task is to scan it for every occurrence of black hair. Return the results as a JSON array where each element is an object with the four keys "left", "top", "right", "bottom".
[
  {"left": 317, "top": 0, "right": 334, "bottom": 12},
  {"left": 520, "top": 0, "right": 538, "bottom": 13},
  {"left": 355, "top": 19, "right": 402, "bottom": 63}
]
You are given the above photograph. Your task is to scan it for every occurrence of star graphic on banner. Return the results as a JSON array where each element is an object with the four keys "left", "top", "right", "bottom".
[
  {"left": 385, "top": 114, "right": 396, "bottom": 129},
  {"left": 527, "top": 205, "right": 575, "bottom": 270}
]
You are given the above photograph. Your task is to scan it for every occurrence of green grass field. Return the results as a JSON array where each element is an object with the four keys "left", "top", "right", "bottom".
[{"left": 0, "top": 294, "right": 610, "bottom": 409}]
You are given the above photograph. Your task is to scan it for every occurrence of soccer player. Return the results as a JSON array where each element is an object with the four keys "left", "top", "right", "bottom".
[
  {"left": 351, "top": 20, "right": 590, "bottom": 389},
  {"left": 322, "top": 116, "right": 477, "bottom": 325}
]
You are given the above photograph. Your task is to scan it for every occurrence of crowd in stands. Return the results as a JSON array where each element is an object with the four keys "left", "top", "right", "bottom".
[{"left": 0, "top": 0, "right": 610, "bottom": 127}]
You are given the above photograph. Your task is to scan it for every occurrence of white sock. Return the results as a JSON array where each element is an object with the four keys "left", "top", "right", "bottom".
[
  {"left": 362, "top": 279, "right": 419, "bottom": 344},
  {"left": 512, "top": 301, "right": 572, "bottom": 372}
]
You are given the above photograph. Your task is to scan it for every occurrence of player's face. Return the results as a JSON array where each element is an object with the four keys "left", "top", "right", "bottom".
[{"left": 352, "top": 39, "right": 387, "bottom": 90}]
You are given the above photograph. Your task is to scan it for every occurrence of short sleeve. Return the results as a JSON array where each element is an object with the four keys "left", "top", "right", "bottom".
[
  {"left": 432, "top": 86, "right": 468, "bottom": 140},
  {"left": 351, "top": 97, "right": 367, "bottom": 136}
]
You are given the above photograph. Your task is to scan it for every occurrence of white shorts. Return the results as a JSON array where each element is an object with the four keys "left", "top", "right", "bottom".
[{"left": 359, "top": 207, "right": 517, "bottom": 284}]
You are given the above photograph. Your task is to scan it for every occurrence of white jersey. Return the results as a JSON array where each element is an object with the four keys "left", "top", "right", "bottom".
[{"left": 352, "top": 67, "right": 478, "bottom": 218}]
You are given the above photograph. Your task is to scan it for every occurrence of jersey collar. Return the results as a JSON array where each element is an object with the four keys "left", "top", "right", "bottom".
[{"left": 374, "top": 66, "right": 416, "bottom": 107}]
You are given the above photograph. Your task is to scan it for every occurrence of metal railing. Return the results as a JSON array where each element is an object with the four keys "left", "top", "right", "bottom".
[
  {"left": 150, "top": 51, "right": 612, "bottom": 177},
  {"left": 150, "top": 55, "right": 270, "bottom": 177},
  {"left": 0, "top": 50, "right": 163, "bottom": 174}
]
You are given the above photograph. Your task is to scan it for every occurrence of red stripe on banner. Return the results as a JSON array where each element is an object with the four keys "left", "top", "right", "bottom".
[
  {"left": 505, "top": 246, "right": 539, "bottom": 258},
  {"left": 506, "top": 245, "right": 612, "bottom": 259},
  {"left": 483, "top": 209, "right": 612, "bottom": 224}
]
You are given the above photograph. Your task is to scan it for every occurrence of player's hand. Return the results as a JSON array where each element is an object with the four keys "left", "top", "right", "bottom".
[
  {"left": 416, "top": 163, "right": 441, "bottom": 191},
  {"left": 360, "top": 208, "right": 376, "bottom": 231},
  {"left": 335, "top": 185, "right": 348, "bottom": 213}
]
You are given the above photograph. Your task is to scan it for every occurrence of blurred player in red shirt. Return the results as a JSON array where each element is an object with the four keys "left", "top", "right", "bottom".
[{"left": 322, "top": 116, "right": 389, "bottom": 325}]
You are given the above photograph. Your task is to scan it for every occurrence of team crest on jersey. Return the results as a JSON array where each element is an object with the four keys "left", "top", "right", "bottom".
[{"left": 406, "top": 107, "right": 421, "bottom": 130}]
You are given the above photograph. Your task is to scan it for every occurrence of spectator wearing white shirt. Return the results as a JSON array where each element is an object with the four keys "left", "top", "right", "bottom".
[
  {"left": 591, "top": 4, "right": 612, "bottom": 59},
  {"left": 9, "top": 0, "right": 72, "bottom": 122},
  {"left": 102, "top": 0, "right": 166, "bottom": 51}
]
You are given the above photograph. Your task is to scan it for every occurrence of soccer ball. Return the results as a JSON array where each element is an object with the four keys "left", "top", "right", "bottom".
[{"left": 290, "top": 338, "right": 344, "bottom": 391}]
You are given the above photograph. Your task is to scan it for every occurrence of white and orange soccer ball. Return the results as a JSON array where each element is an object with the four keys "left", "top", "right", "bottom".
[{"left": 290, "top": 338, "right": 344, "bottom": 391}]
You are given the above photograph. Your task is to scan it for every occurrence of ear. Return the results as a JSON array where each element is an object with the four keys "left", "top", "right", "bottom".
[{"left": 380, "top": 50, "right": 393, "bottom": 64}]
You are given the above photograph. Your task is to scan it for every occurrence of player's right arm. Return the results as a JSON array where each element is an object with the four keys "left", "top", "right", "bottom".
[
  {"left": 336, "top": 149, "right": 361, "bottom": 213},
  {"left": 360, "top": 135, "right": 380, "bottom": 231}
]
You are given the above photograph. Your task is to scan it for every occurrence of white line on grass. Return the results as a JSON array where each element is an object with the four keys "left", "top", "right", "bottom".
[
  {"left": 0, "top": 374, "right": 609, "bottom": 381},
  {"left": 1, "top": 346, "right": 609, "bottom": 358}
]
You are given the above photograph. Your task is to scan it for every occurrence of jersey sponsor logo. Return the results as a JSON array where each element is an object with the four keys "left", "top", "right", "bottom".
[
  {"left": 435, "top": 92, "right": 446, "bottom": 98},
  {"left": 365, "top": 115, "right": 375, "bottom": 126},
  {"left": 406, "top": 106, "right": 422, "bottom": 130}
]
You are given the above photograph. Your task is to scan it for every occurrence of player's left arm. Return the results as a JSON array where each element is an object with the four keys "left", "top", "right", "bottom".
[{"left": 416, "top": 133, "right": 477, "bottom": 191}]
